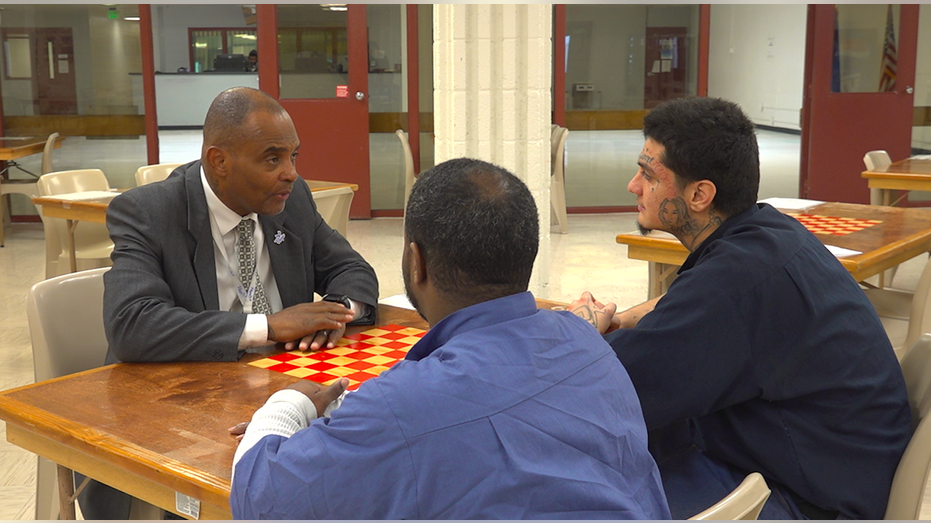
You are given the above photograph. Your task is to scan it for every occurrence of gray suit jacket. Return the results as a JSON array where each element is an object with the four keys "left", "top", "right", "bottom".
[{"left": 103, "top": 161, "right": 378, "bottom": 363}]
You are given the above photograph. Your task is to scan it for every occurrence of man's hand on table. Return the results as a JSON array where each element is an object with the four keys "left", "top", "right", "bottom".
[
  {"left": 228, "top": 378, "right": 350, "bottom": 441},
  {"left": 266, "top": 302, "right": 355, "bottom": 351},
  {"left": 569, "top": 291, "right": 619, "bottom": 334}
]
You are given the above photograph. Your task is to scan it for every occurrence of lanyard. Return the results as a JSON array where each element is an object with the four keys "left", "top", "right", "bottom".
[{"left": 216, "top": 225, "right": 262, "bottom": 313}]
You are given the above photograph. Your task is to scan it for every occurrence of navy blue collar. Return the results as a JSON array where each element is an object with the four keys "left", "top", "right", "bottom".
[
  {"left": 680, "top": 203, "right": 763, "bottom": 272},
  {"left": 406, "top": 292, "right": 538, "bottom": 361}
]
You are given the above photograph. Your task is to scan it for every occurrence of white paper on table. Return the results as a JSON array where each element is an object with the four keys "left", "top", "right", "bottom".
[
  {"left": 825, "top": 245, "right": 861, "bottom": 258},
  {"left": 378, "top": 294, "right": 415, "bottom": 310},
  {"left": 910, "top": 154, "right": 931, "bottom": 160},
  {"left": 51, "top": 191, "right": 117, "bottom": 201},
  {"left": 758, "top": 197, "right": 824, "bottom": 211}
]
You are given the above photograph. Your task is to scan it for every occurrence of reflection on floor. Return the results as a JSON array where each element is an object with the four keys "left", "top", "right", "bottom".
[
  {"left": 1, "top": 211, "right": 930, "bottom": 519},
  {"left": 5, "top": 129, "right": 800, "bottom": 215}
]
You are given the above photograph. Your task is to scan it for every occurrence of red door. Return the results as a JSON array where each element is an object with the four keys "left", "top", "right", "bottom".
[
  {"left": 800, "top": 5, "right": 918, "bottom": 203},
  {"left": 257, "top": 5, "right": 371, "bottom": 218}
]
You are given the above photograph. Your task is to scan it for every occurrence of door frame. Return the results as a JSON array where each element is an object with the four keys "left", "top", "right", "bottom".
[{"left": 799, "top": 4, "right": 919, "bottom": 203}]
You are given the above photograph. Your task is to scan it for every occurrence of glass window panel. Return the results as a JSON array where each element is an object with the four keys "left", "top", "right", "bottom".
[
  {"left": 367, "top": 4, "right": 404, "bottom": 211},
  {"left": 150, "top": 5, "right": 258, "bottom": 170},
  {"left": 562, "top": 5, "right": 698, "bottom": 208},
  {"left": 3, "top": 34, "right": 32, "bottom": 78},
  {"left": 0, "top": 4, "right": 145, "bottom": 215},
  {"left": 227, "top": 30, "right": 256, "bottom": 58},
  {"left": 277, "top": 5, "right": 348, "bottom": 99},
  {"left": 834, "top": 5, "right": 900, "bottom": 93}
]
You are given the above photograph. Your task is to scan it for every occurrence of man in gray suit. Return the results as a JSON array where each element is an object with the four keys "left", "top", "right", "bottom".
[
  {"left": 104, "top": 87, "right": 378, "bottom": 364},
  {"left": 85, "top": 87, "right": 378, "bottom": 519}
]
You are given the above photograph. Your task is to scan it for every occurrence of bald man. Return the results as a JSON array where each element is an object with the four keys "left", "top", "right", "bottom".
[{"left": 104, "top": 87, "right": 378, "bottom": 364}]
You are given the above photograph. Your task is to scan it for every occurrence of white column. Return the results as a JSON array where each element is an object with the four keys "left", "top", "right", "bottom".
[{"left": 434, "top": 4, "right": 553, "bottom": 298}]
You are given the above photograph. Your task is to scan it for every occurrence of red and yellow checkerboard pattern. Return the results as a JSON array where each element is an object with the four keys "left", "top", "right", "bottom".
[
  {"left": 248, "top": 324, "right": 427, "bottom": 390},
  {"left": 786, "top": 213, "right": 882, "bottom": 236}
]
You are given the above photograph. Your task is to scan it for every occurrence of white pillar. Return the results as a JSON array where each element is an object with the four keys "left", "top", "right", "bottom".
[{"left": 434, "top": 4, "right": 553, "bottom": 298}]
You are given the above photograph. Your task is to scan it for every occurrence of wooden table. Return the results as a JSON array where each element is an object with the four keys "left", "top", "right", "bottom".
[
  {"left": 0, "top": 300, "right": 566, "bottom": 519},
  {"left": 617, "top": 202, "right": 931, "bottom": 298},
  {"left": 862, "top": 157, "right": 931, "bottom": 206},
  {"left": 0, "top": 135, "right": 62, "bottom": 165},
  {"left": 32, "top": 179, "right": 358, "bottom": 274}
]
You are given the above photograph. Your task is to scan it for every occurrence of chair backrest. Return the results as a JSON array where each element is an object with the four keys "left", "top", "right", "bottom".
[
  {"left": 134, "top": 162, "right": 183, "bottom": 186},
  {"left": 551, "top": 126, "right": 569, "bottom": 178},
  {"left": 885, "top": 409, "right": 931, "bottom": 519},
  {"left": 863, "top": 150, "right": 892, "bottom": 172},
  {"left": 313, "top": 186, "right": 354, "bottom": 238},
  {"left": 396, "top": 130, "right": 416, "bottom": 211},
  {"left": 41, "top": 132, "right": 60, "bottom": 175},
  {"left": 900, "top": 334, "right": 931, "bottom": 430},
  {"left": 689, "top": 472, "right": 771, "bottom": 520},
  {"left": 901, "top": 256, "right": 931, "bottom": 356},
  {"left": 37, "top": 169, "right": 113, "bottom": 276},
  {"left": 38, "top": 169, "right": 110, "bottom": 196},
  {"left": 26, "top": 267, "right": 109, "bottom": 382}
]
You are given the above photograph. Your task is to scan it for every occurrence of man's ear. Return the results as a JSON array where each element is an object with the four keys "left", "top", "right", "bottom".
[
  {"left": 407, "top": 242, "right": 426, "bottom": 285},
  {"left": 686, "top": 179, "right": 717, "bottom": 214},
  {"left": 204, "top": 145, "right": 228, "bottom": 179}
]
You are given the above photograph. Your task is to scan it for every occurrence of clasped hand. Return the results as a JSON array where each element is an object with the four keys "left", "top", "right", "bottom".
[
  {"left": 266, "top": 301, "right": 355, "bottom": 352},
  {"left": 568, "top": 291, "right": 620, "bottom": 334}
]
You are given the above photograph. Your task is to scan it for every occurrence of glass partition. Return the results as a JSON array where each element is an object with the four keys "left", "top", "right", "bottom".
[
  {"left": 277, "top": 5, "right": 348, "bottom": 100},
  {"left": 0, "top": 4, "right": 146, "bottom": 216},
  {"left": 562, "top": 4, "right": 699, "bottom": 208}
]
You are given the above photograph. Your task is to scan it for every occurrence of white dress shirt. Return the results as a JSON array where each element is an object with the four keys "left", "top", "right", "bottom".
[{"left": 200, "top": 168, "right": 283, "bottom": 349}]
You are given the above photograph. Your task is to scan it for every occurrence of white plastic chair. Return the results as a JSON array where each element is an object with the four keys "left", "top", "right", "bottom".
[
  {"left": 884, "top": 407, "right": 931, "bottom": 519},
  {"left": 134, "top": 162, "right": 182, "bottom": 186},
  {"left": 864, "top": 150, "right": 897, "bottom": 286},
  {"left": 27, "top": 268, "right": 161, "bottom": 520},
  {"left": 900, "top": 334, "right": 931, "bottom": 430},
  {"left": 0, "top": 133, "right": 57, "bottom": 246},
  {"left": 866, "top": 255, "right": 931, "bottom": 361},
  {"left": 689, "top": 472, "right": 771, "bottom": 520},
  {"left": 37, "top": 169, "right": 114, "bottom": 278},
  {"left": 313, "top": 186, "right": 355, "bottom": 238},
  {"left": 396, "top": 130, "right": 417, "bottom": 212},
  {"left": 551, "top": 125, "right": 569, "bottom": 234},
  {"left": 41, "top": 132, "right": 60, "bottom": 175}
]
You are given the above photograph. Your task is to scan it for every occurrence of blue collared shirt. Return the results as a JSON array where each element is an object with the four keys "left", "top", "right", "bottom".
[{"left": 232, "top": 292, "right": 669, "bottom": 519}]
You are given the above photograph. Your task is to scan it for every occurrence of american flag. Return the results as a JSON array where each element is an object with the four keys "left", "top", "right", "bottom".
[{"left": 879, "top": 5, "right": 897, "bottom": 92}]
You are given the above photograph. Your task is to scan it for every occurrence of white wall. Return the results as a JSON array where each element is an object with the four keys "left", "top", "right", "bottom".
[{"left": 708, "top": 5, "right": 807, "bottom": 131}]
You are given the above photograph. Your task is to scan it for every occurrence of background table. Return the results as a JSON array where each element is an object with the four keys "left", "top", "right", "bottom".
[
  {"left": 862, "top": 157, "right": 931, "bottom": 206},
  {"left": 617, "top": 202, "right": 931, "bottom": 298}
]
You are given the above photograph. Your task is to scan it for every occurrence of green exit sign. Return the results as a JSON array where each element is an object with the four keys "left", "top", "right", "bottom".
[{"left": 107, "top": 9, "right": 118, "bottom": 19}]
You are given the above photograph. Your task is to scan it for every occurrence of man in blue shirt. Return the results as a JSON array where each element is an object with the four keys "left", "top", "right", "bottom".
[
  {"left": 570, "top": 97, "right": 910, "bottom": 519},
  {"left": 230, "top": 158, "right": 669, "bottom": 519}
]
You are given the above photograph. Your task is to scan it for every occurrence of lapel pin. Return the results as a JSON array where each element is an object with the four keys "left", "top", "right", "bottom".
[{"left": 274, "top": 230, "right": 286, "bottom": 245}]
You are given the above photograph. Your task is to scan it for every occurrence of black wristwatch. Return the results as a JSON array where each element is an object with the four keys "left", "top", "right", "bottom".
[{"left": 322, "top": 293, "right": 352, "bottom": 311}]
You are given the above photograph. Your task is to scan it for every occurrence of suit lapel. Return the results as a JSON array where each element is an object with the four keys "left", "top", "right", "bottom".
[
  {"left": 261, "top": 212, "right": 307, "bottom": 308},
  {"left": 184, "top": 163, "right": 220, "bottom": 310}
]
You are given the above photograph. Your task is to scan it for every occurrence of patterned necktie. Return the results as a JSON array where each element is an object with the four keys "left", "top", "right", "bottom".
[{"left": 236, "top": 218, "right": 272, "bottom": 314}]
